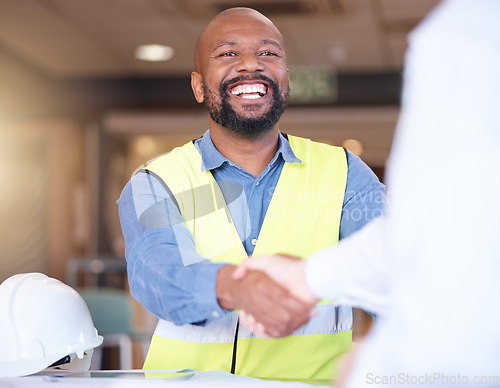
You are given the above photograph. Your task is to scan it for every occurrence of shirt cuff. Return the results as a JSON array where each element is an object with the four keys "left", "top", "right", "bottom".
[{"left": 170, "top": 262, "right": 229, "bottom": 325}]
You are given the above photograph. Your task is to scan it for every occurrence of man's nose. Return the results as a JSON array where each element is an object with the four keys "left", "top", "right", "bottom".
[{"left": 235, "top": 53, "right": 264, "bottom": 72}]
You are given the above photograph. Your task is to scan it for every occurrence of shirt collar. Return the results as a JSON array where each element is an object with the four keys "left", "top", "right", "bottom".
[{"left": 196, "top": 130, "right": 301, "bottom": 172}]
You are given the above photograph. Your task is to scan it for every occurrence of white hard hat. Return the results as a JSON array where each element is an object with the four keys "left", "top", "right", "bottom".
[{"left": 0, "top": 273, "right": 103, "bottom": 377}]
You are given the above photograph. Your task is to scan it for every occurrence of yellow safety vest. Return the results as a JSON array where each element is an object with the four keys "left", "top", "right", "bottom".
[{"left": 141, "top": 135, "right": 352, "bottom": 380}]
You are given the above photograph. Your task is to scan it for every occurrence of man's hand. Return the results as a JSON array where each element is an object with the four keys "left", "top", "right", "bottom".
[
  {"left": 217, "top": 265, "right": 315, "bottom": 337},
  {"left": 233, "top": 255, "right": 319, "bottom": 305}
]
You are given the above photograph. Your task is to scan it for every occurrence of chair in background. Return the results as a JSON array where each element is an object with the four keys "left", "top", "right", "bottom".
[
  {"left": 66, "top": 257, "right": 152, "bottom": 370},
  {"left": 78, "top": 288, "right": 151, "bottom": 370},
  {"left": 67, "top": 256, "right": 128, "bottom": 290}
]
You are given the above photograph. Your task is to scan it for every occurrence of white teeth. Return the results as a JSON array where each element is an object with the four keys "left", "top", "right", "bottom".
[
  {"left": 241, "top": 94, "right": 261, "bottom": 99},
  {"left": 231, "top": 83, "right": 267, "bottom": 97}
]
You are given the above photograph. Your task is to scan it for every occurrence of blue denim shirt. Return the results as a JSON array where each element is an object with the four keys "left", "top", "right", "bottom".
[{"left": 117, "top": 130, "right": 386, "bottom": 325}]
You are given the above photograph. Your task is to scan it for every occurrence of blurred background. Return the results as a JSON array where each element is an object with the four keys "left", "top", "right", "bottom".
[{"left": 0, "top": 0, "right": 439, "bottom": 368}]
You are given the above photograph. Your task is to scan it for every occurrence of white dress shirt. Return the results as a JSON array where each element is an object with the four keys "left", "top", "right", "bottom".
[{"left": 306, "top": 0, "right": 500, "bottom": 386}]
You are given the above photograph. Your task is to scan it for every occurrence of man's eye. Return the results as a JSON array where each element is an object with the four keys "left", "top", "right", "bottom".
[
  {"left": 261, "top": 51, "right": 277, "bottom": 56},
  {"left": 219, "top": 51, "right": 237, "bottom": 57}
]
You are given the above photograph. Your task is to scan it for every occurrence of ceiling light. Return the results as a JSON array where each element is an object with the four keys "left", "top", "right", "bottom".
[
  {"left": 134, "top": 44, "right": 175, "bottom": 62},
  {"left": 133, "top": 136, "right": 157, "bottom": 158},
  {"left": 342, "top": 139, "right": 364, "bottom": 156}
]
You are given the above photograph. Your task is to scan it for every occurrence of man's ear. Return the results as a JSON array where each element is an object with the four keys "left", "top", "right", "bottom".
[{"left": 191, "top": 71, "right": 204, "bottom": 103}]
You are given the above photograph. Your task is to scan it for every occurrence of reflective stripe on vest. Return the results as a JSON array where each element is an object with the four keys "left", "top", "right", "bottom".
[
  {"left": 141, "top": 135, "right": 351, "bottom": 380},
  {"left": 153, "top": 304, "right": 352, "bottom": 342}
]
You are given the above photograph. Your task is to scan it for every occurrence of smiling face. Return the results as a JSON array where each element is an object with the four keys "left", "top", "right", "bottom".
[{"left": 191, "top": 8, "right": 290, "bottom": 137}]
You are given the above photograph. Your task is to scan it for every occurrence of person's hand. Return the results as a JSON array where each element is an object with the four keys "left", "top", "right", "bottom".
[
  {"left": 238, "top": 309, "right": 268, "bottom": 338},
  {"left": 217, "top": 265, "right": 315, "bottom": 337},
  {"left": 233, "top": 255, "right": 319, "bottom": 305}
]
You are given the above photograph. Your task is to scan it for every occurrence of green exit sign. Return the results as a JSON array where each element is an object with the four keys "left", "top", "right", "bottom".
[{"left": 289, "top": 68, "right": 337, "bottom": 104}]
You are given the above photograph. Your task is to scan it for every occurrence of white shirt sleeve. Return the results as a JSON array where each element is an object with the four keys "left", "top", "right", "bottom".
[{"left": 305, "top": 216, "right": 392, "bottom": 315}]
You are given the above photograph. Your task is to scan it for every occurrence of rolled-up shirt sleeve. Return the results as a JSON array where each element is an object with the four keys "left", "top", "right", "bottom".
[{"left": 117, "top": 172, "right": 227, "bottom": 326}]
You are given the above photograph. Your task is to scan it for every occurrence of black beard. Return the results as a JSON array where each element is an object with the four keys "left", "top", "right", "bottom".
[{"left": 203, "top": 75, "right": 289, "bottom": 138}]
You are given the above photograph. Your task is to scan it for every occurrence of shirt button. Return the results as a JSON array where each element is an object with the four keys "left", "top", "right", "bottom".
[
  {"left": 255, "top": 181, "right": 260, "bottom": 186},
  {"left": 212, "top": 311, "right": 220, "bottom": 318},
  {"left": 251, "top": 238, "right": 257, "bottom": 246}
]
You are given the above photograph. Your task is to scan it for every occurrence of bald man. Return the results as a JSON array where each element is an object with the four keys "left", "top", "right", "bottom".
[{"left": 117, "top": 7, "right": 385, "bottom": 380}]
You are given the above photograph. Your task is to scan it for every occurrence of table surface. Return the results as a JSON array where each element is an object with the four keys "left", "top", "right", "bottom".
[{"left": 0, "top": 369, "right": 333, "bottom": 388}]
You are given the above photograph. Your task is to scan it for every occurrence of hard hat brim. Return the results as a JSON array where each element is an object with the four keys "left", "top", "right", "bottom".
[{"left": 0, "top": 335, "right": 103, "bottom": 377}]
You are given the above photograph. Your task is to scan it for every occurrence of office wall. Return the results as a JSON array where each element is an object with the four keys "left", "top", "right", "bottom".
[{"left": 0, "top": 119, "right": 85, "bottom": 283}]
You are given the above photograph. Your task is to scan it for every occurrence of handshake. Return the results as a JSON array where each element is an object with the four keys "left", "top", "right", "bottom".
[{"left": 216, "top": 255, "right": 319, "bottom": 338}]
